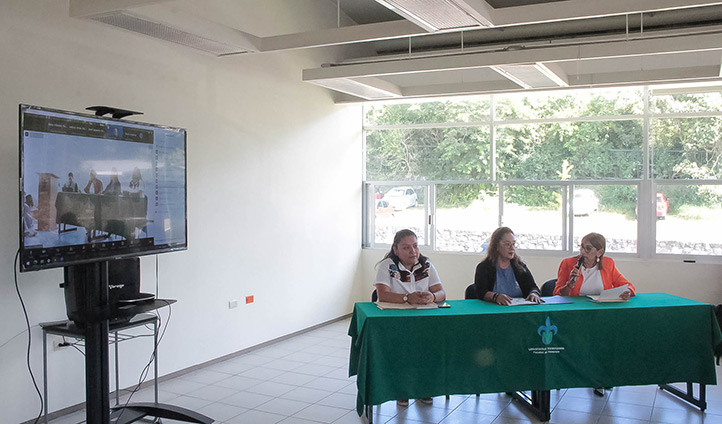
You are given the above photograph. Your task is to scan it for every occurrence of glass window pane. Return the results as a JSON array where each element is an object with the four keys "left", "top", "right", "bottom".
[
  {"left": 496, "top": 87, "right": 643, "bottom": 121},
  {"left": 572, "top": 185, "right": 638, "bottom": 254},
  {"left": 435, "top": 183, "right": 497, "bottom": 253},
  {"left": 496, "top": 121, "right": 642, "bottom": 180},
  {"left": 656, "top": 185, "right": 722, "bottom": 255},
  {"left": 365, "top": 127, "right": 490, "bottom": 181},
  {"left": 502, "top": 184, "right": 563, "bottom": 251},
  {"left": 364, "top": 97, "right": 490, "bottom": 126},
  {"left": 651, "top": 117, "right": 722, "bottom": 179},
  {"left": 373, "top": 184, "right": 427, "bottom": 245}
]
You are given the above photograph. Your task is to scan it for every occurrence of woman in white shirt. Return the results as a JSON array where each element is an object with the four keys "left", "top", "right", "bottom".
[
  {"left": 375, "top": 229, "right": 446, "bottom": 306},
  {"left": 374, "top": 229, "right": 447, "bottom": 406}
]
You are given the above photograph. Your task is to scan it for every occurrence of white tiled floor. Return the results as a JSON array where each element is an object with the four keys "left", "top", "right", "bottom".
[{"left": 49, "top": 318, "right": 722, "bottom": 423}]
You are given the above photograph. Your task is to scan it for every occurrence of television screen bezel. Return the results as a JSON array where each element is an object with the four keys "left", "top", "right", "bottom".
[{"left": 18, "top": 104, "right": 188, "bottom": 272}]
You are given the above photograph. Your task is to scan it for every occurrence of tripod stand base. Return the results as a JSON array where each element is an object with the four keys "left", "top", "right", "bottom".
[{"left": 111, "top": 402, "right": 214, "bottom": 424}]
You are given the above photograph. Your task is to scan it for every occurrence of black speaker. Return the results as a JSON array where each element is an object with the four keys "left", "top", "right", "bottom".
[
  {"left": 61, "top": 258, "right": 140, "bottom": 324},
  {"left": 107, "top": 258, "right": 141, "bottom": 305}
]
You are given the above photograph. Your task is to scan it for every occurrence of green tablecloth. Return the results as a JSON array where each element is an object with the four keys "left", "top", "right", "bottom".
[{"left": 348, "top": 293, "right": 721, "bottom": 416}]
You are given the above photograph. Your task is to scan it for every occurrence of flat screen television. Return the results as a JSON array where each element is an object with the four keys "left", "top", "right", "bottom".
[{"left": 19, "top": 104, "right": 187, "bottom": 272}]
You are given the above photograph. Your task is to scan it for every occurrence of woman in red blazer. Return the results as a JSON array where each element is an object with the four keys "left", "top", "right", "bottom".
[{"left": 553, "top": 232, "right": 635, "bottom": 299}]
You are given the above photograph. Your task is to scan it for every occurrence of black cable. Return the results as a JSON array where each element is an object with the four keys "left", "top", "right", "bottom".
[
  {"left": 14, "top": 249, "right": 44, "bottom": 424},
  {"left": 114, "top": 300, "right": 172, "bottom": 423},
  {"left": 63, "top": 336, "right": 85, "bottom": 357}
]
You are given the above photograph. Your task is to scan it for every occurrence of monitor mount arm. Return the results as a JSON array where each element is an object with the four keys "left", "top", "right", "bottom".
[{"left": 86, "top": 106, "right": 143, "bottom": 119}]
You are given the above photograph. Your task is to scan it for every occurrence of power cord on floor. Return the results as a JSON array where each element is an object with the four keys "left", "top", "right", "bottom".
[
  {"left": 14, "top": 249, "right": 44, "bottom": 424},
  {"left": 113, "top": 299, "right": 172, "bottom": 423}
]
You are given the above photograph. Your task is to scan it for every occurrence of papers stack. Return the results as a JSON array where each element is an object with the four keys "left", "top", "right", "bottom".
[
  {"left": 507, "top": 295, "right": 572, "bottom": 306},
  {"left": 587, "top": 284, "right": 630, "bottom": 302},
  {"left": 375, "top": 301, "right": 438, "bottom": 310}
]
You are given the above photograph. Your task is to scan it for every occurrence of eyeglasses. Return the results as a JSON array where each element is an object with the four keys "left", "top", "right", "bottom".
[
  {"left": 500, "top": 241, "right": 516, "bottom": 249},
  {"left": 580, "top": 244, "right": 594, "bottom": 252}
]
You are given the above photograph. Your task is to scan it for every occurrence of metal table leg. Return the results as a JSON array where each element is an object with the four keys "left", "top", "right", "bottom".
[
  {"left": 115, "top": 331, "right": 119, "bottom": 406},
  {"left": 509, "top": 390, "right": 551, "bottom": 421},
  {"left": 43, "top": 330, "right": 48, "bottom": 424},
  {"left": 659, "top": 383, "right": 707, "bottom": 411},
  {"left": 154, "top": 318, "right": 158, "bottom": 403}
]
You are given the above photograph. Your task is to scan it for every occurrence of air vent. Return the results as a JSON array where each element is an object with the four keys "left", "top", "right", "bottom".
[
  {"left": 376, "top": 0, "right": 492, "bottom": 32},
  {"left": 491, "top": 63, "right": 568, "bottom": 89},
  {"left": 91, "top": 13, "right": 249, "bottom": 57}
]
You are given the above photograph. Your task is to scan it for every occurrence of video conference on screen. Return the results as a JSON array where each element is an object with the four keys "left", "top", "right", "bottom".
[{"left": 20, "top": 106, "right": 187, "bottom": 271}]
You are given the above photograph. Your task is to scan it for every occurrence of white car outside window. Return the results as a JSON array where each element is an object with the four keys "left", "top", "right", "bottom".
[
  {"left": 384, "top": 186, "right": 418, "bottom": 210},
  {"left": 573, "top": 189, "right": 599, "bottom": 216}
]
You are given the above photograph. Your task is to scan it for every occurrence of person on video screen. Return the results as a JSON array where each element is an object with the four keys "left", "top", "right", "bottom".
[
  {"left": 84, "top": 169, "right": 103, "bottom": 194},
  {"left": 23, "top": 194, "right": 37, "bottom": 237},
  {"left": 62, "top": 172, "right": 79, "bottom": 192},
  {"left": 128, "top": 167, "right": 145, "bottom": 197},
  {"left": 103, "top": 168, "right": 121, "bottom": 196}
]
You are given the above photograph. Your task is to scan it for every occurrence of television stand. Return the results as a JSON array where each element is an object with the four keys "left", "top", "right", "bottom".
[
  {"left": 52, "top": 260, "right": 212, "bottom": 424},
  {"left": 41, "top": 304, "right": 212, "bottom": 424},
  {"left": 41, "top": 303, "right": 212, "bottom": 424}
]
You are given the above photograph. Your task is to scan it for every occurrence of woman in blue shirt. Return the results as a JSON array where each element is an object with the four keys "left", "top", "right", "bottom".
[{"left": 474, "top": 227, "right": 541, "bottom": 305}]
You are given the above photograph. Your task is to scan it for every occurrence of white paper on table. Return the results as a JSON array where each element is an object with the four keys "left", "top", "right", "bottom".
[
  {"left": 375, "top": 301, "right": 439, "bottom": 310},
  {"left": 587, "top": 284, "right": 630, "bottom": 302},
  {"left": 508, "top": 298, "right": 538, "bottom": 306}
]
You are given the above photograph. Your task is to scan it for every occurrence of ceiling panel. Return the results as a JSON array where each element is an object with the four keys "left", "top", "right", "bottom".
[{"left": 71, "top": 0, "right": 722, "bottom": 101}]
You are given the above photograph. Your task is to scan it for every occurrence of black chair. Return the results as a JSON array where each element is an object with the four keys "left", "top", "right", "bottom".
[
  {"left": 464, "top": 283, "right": 477, "bottom": 300},
  {"left": 541, "top": 279, "right": 557, "bottom": 297}
]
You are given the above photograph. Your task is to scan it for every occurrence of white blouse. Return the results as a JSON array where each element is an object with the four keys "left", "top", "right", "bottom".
[
  {"left": 375, "top": 258, "right": 442, "bottom": 295},
  {"left": 578, "top": 264, "right": 604, "bottom": 295}
]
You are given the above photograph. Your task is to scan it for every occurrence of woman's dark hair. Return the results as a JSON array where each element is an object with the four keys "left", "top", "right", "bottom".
[
  {"left": 484, "top": 226, "right": 524, "bottom": 271},
  {"left": 382, "top": 229, "right": 428, "bottom": 267},
  {"left": 582, "top": 232, "right": 606, "bottom": 270}
]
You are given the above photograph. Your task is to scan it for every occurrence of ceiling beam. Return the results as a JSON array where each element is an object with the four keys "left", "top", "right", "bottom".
[
  {"left": 303, "top": 32, "right": 722, "bottom": 80},
  {"left": 342, "top": 65, "right": 721, "bottom": 101},
  {"left": 400, "top": 79, "right": 520, "bottom": 97},
  {"left": 259, "top": 20, "right": 426, "bottom": 52},
  {"left": 72, "top": 0, "right": 722, "bottom": 53},
  {"left": 570, "top": 65, "right": 721, "bottom": 86},
  {"left": 307, "top": 76, "right": 402, "bottom": 100},
  {"left": 536, "top": 62, "right": 569, "bottom": 87},
  {"left": 470, "top": 0, "right": 722, "bottom": 27},
  {"left": 258, "top": 1, "right": 722, "bottom": 51}
]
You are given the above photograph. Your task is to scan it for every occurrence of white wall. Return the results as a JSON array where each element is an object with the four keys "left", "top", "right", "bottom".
[
  {"left": 360, "top": 248, "right": 722, "bottom": 304},
  {"left": 0, "top": 1, "right": 364, "bottom": 423}
]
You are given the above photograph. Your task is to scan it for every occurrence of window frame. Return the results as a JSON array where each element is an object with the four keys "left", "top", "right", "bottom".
[{"left": 363, "top": 85, "right": 722, "bottom": 263}]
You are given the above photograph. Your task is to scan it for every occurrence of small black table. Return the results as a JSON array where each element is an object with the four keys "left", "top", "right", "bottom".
[{"left": 41, "top": 299, "right": 213, "bottom": 424}]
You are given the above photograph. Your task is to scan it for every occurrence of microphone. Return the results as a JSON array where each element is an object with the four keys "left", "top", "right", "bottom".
[{"left": 569, "top": 256, "right": 584, "bottom": 286}]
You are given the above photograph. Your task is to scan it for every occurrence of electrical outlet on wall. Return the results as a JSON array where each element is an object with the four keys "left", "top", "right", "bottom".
[{"left": 52, "top": 337, "right": 69, "bottom": 351}]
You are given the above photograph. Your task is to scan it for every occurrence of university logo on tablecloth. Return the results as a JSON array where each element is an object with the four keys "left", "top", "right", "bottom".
[{"left": 528, "top": 316, "right": 565, "bottom": 355}]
